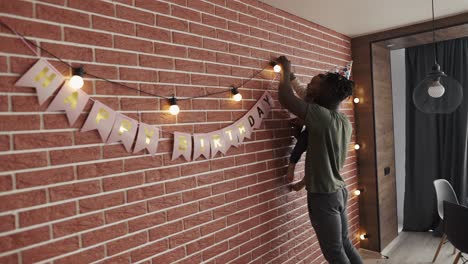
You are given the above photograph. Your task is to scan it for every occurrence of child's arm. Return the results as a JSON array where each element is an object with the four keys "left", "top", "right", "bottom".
[
  {"left": 290, "top": 73, "right": 307, "bottom": 100},
  {"left": 278, "top": 57, "right": 307, "bottom": 120}
]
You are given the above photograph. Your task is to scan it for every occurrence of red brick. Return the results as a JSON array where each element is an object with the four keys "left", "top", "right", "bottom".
[
  {"left": 0, "top": 189, "right": 46, "bottom": 212},
  {"left": 154, "top": 42, "right": 187, "bottom": 57},
  {"left": 157, "top": 15, "right": 189, "bottom": 32},
  {"left": 188, "top": 0, "right": 215, "bottom": 13},
  {"left": 0, "top": 115, "right": 40, "bottom": 131},
  {"left": 64, "top": 27, "right": 111, "bottom": 47},
  {"left": 139, "top": 54, "right": 173, "bottom": 69},
  {"left": 95, "top": 81, "right": 139, "bottom": 97},
  {"left": 13, "top": 131, "right": 73, "bottom": 150},
  {"left": 202, "top": 14, "right": 227, "bottom": 29},
  {"left": 10, "top": 94, "right": 45, "bottom": 112},
  {"left": 217, "top": 29, "right": 240, "bottom": 43},
  {"left": 119, "top": 67, "right": 158, "bottom": 82},
  {"left": 136, "top": 25, "right": 171, "bottom": 43},
  {"left": 182, "top": 186, "right": 212, "bottom": 203},
  {"left": 0, "top": 226, "right": 50, "bottom": 252},
  {"left": 120, "top": 97, "right": 160, "bottom": 111},
  {"left": 0, "top": 175, "right": 12, "bottom": 191},
  {"left": 37, "top": 4, "right": 90, "bottom": 27},
  {"left": 0, "top": 0, "right": 33, "bottom": 17},
  {"left": 226, "top": 0, "right": 248, "bottom": 13},
  {"left": 68, "top": 0, "right": 114, "bottom": 16},
  {"left": 191, "top": 74, "right": 218, "bottom": 86},
  {"left": 82, "top": 223, "right": 127, "bottom": 247},
  {"left": 79, "top": 192, "right": 125, "bottom": 213},
  {"left": 165, "top": 177, "right": 197, "bottom": 193},
  {"left": 188, "top": 48, "right": 217, "bottom": 62},
  {"left": 105, "top": 202, "right": 147, "bottom": 223},
  {"left": 149, "top": 221, "right": 183, "bottom": 241},
  {"left": 41, "top": 42, "right": 93, "bottom": 61},
  {"left": 0, "top": 36, "right": 37, "bottom": 56},
  {"left": 190, "top": 23, "right": 217, "bottom": 38},
  {"left": 0, "top": 17, "right": 61, "bottom": 41},
  {"left": 173, "top": 32, "right": 203, "bottom": 47},
  {"left": 216, "top": 52, "right": 240, "bottom": 65},
  {"left": 0, "top": 215, "right": 15, "bottom": 232},
  {"left": 127, "top": 183, "right": 164, "bottom": 202},
  {"left": 116, "top": 5, "right": 154, "bottom": 25},
  {"left": 19, "top": 202, "right": 76, "bottom": 227},
  {"left": 49, "top": 180, "right": 101, "bottom": 202},
  {"left": 145, "top": 166, "right": 180, "bottom": 183},
  {"left": 202, "top": 241, "right": 229, "bottom": 260},
  {"left": 0, "top": 95, "right": 7, "bottom": 112},
  {"left": 128, "top": 211, "right": 165, "bottom": 232},
  {"left": 174, "top": 59, "right": 204, "bottom": 73},
  {"left": 167, "top": 202, "right": 199, "bottom": 221},
  {"left": 102, "top": 173, "right": 144, "bottom": 192},
  {"left": 50, "top": 146, "right": 101, "bottom": 165},
  {"left": 54, "top": 245, "right": 105, "bottom": 264},
  {"left": 124, "top": 156, "right": 163, "bottom": 172},
  {"left": 93, "top": 15, "right": 135, "bottom": 36},
  {"left": 22, "top": 236, "right": 79, "bottom": 264},
  {"left": 169, "top": 228, "right": 200, "bottom": 248},
  {"left": 216, "top": 6, "right": 237, "bottom": 20},
  {"left": 172, "top": 5, "right": 201, "bottom": 22},
  {"left": 115, "top": 35, "right": 153, "bottom": 53},
  {"left": 151, "top": 246, "right": 186, "bottom": 264},
  {"left": 77, "top": 160, "right": 123, "bottom": 179},
  {"left": 131, "top": 241, "right": 168, "bottom": 262},
  {"left": 53, "top": 213, "right": 104, "bottom": 237},
  {"left": 135, "top": 0, "right": 170, "bottom": 13},
  {"left": 95, "top": 49, "right": 138, "bottom": 66},
  {"left": 107, "top": 232, "right": 147, "bottom": 256},
  {"left": 159, "top": 71, "right": 190, "bottom": 84}
]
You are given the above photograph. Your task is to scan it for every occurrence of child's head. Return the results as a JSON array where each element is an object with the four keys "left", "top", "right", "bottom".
[{"left": 305, "top": 72, "right": 354, "bottom": 110}]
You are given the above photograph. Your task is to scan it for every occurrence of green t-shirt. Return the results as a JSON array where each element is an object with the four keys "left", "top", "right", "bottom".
[{"left": 304, "top": 103, "right": 352, "bottom": 193}]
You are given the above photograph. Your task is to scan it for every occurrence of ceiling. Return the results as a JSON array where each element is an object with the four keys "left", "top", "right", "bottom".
[{"left": 261, "top": 0, "right": 468, "bottom": 37}]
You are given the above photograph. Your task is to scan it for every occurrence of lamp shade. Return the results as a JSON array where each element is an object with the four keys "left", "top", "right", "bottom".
[{"left": 413, "top": 64, "right": 463, "bottom": 114}]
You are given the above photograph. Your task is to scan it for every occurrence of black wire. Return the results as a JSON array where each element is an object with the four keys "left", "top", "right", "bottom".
[
  {"left": 0, "top": 20, "right": 272, "bottom": 102},
  {"left": 432, "top": 0, "right": 437, "bottom": 65}
]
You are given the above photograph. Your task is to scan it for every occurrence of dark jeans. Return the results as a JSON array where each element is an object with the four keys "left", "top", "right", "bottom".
[
  {"left": 290, "top": 129, "right": 308, "bottom": 163},
  {"left": 307, "top": 188, "right": 363, "bottom": 264}
]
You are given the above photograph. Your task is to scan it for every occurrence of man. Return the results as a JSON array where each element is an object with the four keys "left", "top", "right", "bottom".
[{"left": 277, "top": 56, "right": 363, "bottom": 264}]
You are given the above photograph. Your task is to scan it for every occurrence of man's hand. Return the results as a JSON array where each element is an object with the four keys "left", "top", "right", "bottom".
[
  {"left": 291, "top": 179, "right": 305, "bottom": 192},
  {"left": 276, "top": 56, "right": 291, "bottom": 73}
]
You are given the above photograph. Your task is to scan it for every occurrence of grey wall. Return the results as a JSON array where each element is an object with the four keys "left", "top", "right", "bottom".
[{"left": 390, "top": 49, "right": 406, "bottom": 231}]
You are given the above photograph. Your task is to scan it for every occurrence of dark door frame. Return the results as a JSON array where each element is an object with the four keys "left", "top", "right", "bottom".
[{"left": 351, "top": 12, "right": 468, "bottom": 252}]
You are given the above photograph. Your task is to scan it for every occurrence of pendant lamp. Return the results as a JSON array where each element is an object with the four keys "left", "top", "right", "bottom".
[{"left": 412, "top": 0, "right": 463, "bottom": 113}]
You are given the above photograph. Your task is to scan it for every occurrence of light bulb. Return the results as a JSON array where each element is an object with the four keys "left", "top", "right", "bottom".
[
  {"left": 427, "top": 80, "right": 445, "bottom": 98},
  {"left": 273, "top": 64, "right": 281, "bottom": 73},
  {"left": 69, "top": 75, "right": 84, "bottom": 90},
  {"left": 169, "top": 104, "right": 180, "bottom": 115},
  {"left": 168, "top": 97, "right": 180, "bottom": 115},
  {"left": 353, "top": 189, "right": 361, "bottom": 196},
  {"left": 360, "top": 234, "right": 368, "bottom": 240},
  {"left": 353, "top": 98, "right": 360, "bottom": 104},
  {"left": 233, "top": 93, "right": 242, "bottom": 102},
  {"left": 354, "top": 144, "right": 360, "bottom": 150}
]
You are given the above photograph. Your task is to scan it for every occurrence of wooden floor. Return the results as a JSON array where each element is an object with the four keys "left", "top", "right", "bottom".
[{"left": 361, "top": 231, "right": 463, "bottom": 264}]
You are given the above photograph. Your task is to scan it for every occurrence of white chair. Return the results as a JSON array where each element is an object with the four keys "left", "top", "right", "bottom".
[{"left": 432, "top": 179, "right": 459, "bottom": 263}]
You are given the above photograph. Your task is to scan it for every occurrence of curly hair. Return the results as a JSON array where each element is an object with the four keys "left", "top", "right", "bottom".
[{"left": 317, "top": 72, "right": 354, "bottom": 108}]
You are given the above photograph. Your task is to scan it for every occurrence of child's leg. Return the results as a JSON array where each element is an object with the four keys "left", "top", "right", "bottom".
[
  {"left": 290, "top": 129, "right": 308, "bottom": 163},
  {"left": 287, "top": 129, "right": 308, "bottom": 183}
]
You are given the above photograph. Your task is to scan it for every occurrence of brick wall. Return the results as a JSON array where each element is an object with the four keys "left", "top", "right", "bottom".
[{"left": 0, "top": 0, "right": 358, "bottom": 263}]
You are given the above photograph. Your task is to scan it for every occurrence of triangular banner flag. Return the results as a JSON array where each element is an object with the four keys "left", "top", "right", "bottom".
[
  {"left": 15, "top": 58, "right": 65, "bottom": 105},
  {"left": 81, "top": 101, "right": 116, "bottom": 142},
  {"left": 107, "top": 114, "right": 138, "bottom": 152},
  {"left": 47, "top": 81, "right": 90, "bottom": 126},
  {"left": 133, "top": 123, "right": 159, "bottom": 155}
]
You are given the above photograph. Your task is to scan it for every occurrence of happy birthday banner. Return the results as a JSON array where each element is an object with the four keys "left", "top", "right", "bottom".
[{"left": 15, "top": 58, "right": 274, "bottom": 161}]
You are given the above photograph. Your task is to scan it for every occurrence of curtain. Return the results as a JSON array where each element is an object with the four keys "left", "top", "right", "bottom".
[{"left": 404, "top": 37, "right": 468, "bottom": 231}]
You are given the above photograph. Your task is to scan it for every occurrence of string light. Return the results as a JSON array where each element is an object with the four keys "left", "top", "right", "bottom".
[
  {"left": 353, "top": 97, "right": 360, "bottom": 104},
  {"left": 69, "top": 66, "right": 84, "bottom": 90},
  {"left": 270, "top": 60, "right": 281, "bottom": 73},
  {"left": 360, "top": 234, "right": 369, "bottom": 240},
  {"left": 353, "top": 188, "right": 364, "bottom": 196},
  {"left": 231, "top": 87, "right": 242, "bottom": 102},
  {"left": 354, "top": 144, "right": 360, "bottom": 150},
  {"left": 169, "top": 96, "right": 180, "bottom": 115}
]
